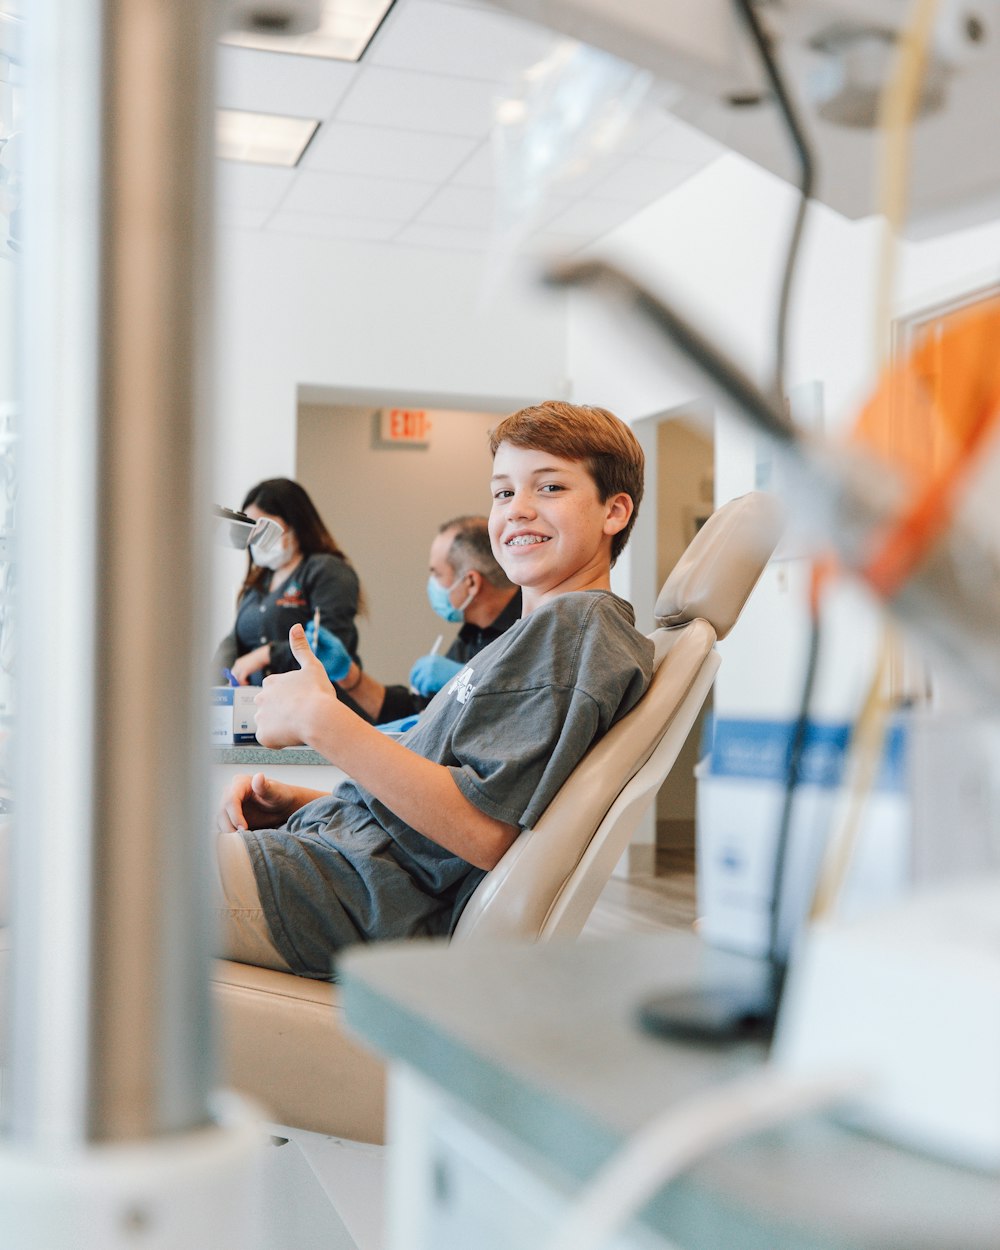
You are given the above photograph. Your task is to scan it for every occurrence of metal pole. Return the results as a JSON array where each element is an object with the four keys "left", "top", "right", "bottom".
[{"left": 8, "top": 0, "right": 220, "bottom": 1146}]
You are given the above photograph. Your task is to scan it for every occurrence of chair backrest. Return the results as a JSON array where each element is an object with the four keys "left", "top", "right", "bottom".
[{"left": 454, "top": 490, "right": 783, "bottom": 943}]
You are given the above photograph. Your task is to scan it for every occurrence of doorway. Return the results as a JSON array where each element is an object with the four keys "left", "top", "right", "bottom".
[
  {"left": 653, "top": 412, "right": 715, "bottom": 855},
  {"left": 295, "top": 400, "right": 504, "bottom": 686}
]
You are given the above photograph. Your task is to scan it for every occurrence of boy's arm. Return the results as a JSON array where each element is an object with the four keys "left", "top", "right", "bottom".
[{"left": 254, "top": 625, "right": 518, "bottom": 871}]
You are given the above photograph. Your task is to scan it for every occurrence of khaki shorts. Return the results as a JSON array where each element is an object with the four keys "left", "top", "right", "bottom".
[{"left": 215, "top": 828, "right": 293, "bottom": 973}]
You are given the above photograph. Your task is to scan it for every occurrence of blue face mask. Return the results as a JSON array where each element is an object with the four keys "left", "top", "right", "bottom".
[{"left": 427, "top": 573, "right": 474, "bottom": 623}]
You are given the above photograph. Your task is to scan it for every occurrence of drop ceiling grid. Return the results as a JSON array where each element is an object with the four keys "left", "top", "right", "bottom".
[{"left": 216, "top": 0, "right": 722, "bottom": 250}]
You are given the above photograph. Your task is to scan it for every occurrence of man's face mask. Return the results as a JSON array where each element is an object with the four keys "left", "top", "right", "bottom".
[{"left": 427, "top": 571, "right": 475, "bottom": 623}]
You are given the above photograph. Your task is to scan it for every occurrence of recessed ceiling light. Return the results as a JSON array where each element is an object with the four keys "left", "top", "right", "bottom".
[
  {"left": 221, "top": 0, "right": 396, "bottom": 62},
  {"left": 217, "top": 108, "right": 319, "bottom": 166}
]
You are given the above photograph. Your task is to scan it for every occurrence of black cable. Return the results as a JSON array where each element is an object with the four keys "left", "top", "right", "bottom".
[
  {"left": 732, "top": 0, "right": 816, "bottom": 399},
  {"left": 549, "top": 9, "right": 822, "bottom": 1044},
  {"left": 548, "top": 4, "right": 818, "bottom": 415},
  {"left": 767, "top": 613, "right": 822, "bottom": 1003},
  {"left": 635, "top": 598, "right": 824, "bottom": 1047},
  {"left": 545, "top": 258, "right": 799, "bottom": 448}
]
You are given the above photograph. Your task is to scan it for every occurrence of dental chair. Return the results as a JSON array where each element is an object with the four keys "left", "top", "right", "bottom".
[
  {"left": 211, "top": 490, "right": 783, "bottom": 1153},
  {"left": 0, "top": 492, "right": 780, "bottom": 1250}
]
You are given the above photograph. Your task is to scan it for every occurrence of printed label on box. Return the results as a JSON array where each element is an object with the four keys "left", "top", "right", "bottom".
[
  {"left": 697, "top": 718, "right": 910, "bottom": 960},
  {"left": 210, "top": 687, "right": 235, "bottom": 745},
  {"left": 232, "top": 687, "right": 258, "bottom": 743}
]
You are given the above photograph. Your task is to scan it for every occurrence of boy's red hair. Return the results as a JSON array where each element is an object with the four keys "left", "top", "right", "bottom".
[{"left": 489, "top": 401, "right": 645, "bottom": 564}]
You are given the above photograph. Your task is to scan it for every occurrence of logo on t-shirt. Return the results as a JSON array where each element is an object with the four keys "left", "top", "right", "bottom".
[
  {"left": 449, "top": 666, "right": 476, "bottom": 705},
  {"left": 276, "top": 584, "right": 307, "bottom": 609}
]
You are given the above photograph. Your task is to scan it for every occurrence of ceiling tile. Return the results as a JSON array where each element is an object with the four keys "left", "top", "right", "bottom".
[
  {"left": 450, "top": 141, "right": 496, "bottom": 187},
  {"left": 281, "top": 169, "right": 438, "bottom": 220},
  {"left": 520, "top": 232, "right": 586, "bottom": 258},
  {"left": 642, "top": 116, "right": 724, "bottom": 167},
  {"left": 525, "top": 192, "right": 578, "bottom": 228},
  {"left": 451, "top": 139, "right": 626, "bottom": 205},
  {"left": 584, "top": 155, "right": 700, "bottom": 204},
  {"left": 266, "top": 212, "right": 402, "bottom": 241},
  {"left": 336, "top": 66, "right": 504, "bottom": 137},
  {"left": 216, "top": 161, "right": 297, "bottom": 213},
  {"left": 305, "top": 121, "right": 478, "bottom": 181},
  {"left": 393, "top": 222, "right": 492, "bottom": 251},
  {"left": 216, "top": 206, "right": 274, "bottom": 231},
  {"left": 211, "top": 4, "right": 715, "bottom": 251},
  {"left": 612, "top": 102, "right": 683, "bottom": 155},
  {"left": 540, "top": 152, "right": 627, "bottom": 197},
  {"left": 415, "top": 184, "right": 498, "bottom": 227},
  {"left": 216, "top": 45, "right": 357, "bottom": 120},
  {"left": 542, "top": 196, "right": 643, "bottom": 239},
  {"left": 430, "top": 0, "right": 503, "bottom": 10},
  {"left": 368, "top": 0, "right": 557, "bottom": 84}
]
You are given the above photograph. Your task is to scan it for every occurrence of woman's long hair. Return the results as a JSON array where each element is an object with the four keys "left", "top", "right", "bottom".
[{"left": 239, "top": 478, "right": 360, "bottom": 606}]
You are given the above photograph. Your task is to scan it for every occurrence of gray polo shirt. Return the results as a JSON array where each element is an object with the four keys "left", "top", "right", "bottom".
[{"left": 242, "top": 589, "right": 653, "bottom": 978}]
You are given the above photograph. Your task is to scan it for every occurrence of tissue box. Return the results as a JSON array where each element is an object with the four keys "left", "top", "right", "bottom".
[{"left": 210, "top": 686, "right": 258, "bottom": 744}]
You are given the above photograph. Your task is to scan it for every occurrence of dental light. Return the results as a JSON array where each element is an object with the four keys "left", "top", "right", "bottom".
[{"left": 488, "top": 0, "right": 1000, "bottom": 237}]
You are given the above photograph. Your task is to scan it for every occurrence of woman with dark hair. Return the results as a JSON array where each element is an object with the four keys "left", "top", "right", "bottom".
[{"left": 213, "top": 478, "right": 364, "bottom": 689}]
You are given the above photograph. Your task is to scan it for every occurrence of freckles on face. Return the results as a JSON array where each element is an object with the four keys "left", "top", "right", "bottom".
[
  {"left": 488, "top": 510, "right": 516, "bottom": 582},
  {"left": 489, "top": 443, "right": 613, "bottom": 591},
  {"left": 487, "top": 513, "right": 504, "bottom": 567}
]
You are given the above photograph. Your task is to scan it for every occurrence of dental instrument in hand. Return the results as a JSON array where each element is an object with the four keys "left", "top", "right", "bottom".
[{"left": 304, "top": 618, "right": 352, "bottom": 683}]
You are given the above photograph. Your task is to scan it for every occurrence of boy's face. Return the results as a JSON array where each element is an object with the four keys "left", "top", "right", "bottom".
[{"left": 489, "top": 442, "right": 632, "bottom": 612}]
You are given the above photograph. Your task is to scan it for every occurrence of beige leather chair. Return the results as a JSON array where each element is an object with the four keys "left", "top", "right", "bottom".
[{"left": 211, "top": 490, "right": 783, "bottom": 1144}]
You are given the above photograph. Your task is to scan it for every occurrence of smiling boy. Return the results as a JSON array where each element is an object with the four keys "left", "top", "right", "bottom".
[{"left": 217, "top": 402, "right": 654, "bottom": 979}]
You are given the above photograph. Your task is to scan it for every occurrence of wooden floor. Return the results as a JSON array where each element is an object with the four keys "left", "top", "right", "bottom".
[{"left": 581, "top": 847, "right": 697, "bottom": 939}]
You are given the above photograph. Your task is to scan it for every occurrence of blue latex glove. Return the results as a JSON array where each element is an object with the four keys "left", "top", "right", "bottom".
[
  {"left": 376, "top": 715, "right": 421, "bottom": 737},
  {"left": 409, "top": 653, "right": 462, "bottom": 697},
  {"left": 304, "top": 621, "right": 352, "bottom": 683}
]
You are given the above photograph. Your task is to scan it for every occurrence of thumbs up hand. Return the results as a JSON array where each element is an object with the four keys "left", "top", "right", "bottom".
[{"left": 254, "top": 623, "right": 340, "bottom": 749}]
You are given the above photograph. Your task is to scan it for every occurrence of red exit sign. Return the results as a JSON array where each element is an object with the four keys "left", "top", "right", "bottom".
[{"left": 380, "top": 408, "right": 432, "bottom": 445}]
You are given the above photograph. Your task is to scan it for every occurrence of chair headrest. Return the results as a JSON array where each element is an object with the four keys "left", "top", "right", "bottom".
[{"left": 654, "top": 491, "right": 784, "bottom": 640}]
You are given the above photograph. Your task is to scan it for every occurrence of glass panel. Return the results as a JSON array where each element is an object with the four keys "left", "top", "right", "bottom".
[{"left": 0, "top": 5, "right": 20, "bottom": 807}]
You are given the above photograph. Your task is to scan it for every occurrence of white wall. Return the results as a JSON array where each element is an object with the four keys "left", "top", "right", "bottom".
[
  {"left": 568, "top": 151, "right": 1000, "bottom": 726},
  {"left": 657, "top": 418, "right": 714, "bottom": 584},
  {"left": 211, "top": 150, "right": 1000, "bottom": 722},
  {"left": 211, "top": 228, "right": 568, "bottom": 640}
]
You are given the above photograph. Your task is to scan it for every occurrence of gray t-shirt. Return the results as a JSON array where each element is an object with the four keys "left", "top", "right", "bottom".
[{"left": 242, "top": 590, "right": 654, "bottom": 978}]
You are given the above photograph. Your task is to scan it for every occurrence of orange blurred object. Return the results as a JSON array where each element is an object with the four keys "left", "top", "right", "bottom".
[{"left": 850, "top": 297, "right": 1000, "bottom": 597}]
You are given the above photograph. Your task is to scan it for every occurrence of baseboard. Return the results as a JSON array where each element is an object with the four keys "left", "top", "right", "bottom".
[{"left": 657, "top": 818, "right": 695, "bottom": 852}]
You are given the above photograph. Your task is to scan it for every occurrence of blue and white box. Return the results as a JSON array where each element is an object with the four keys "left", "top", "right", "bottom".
[
  {"left": 210, "top": 686, "right": 258, "bottom": 745},
  {"left": 695, "top": 717, "right": 910, "bottom": 959}
]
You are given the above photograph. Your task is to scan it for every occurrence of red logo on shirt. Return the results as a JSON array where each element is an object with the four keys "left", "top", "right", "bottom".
[{"left": 276, "top": 585, "right": 307, "bottom": 609}]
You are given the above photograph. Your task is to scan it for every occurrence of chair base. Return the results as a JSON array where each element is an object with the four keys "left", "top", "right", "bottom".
[{"left": 212, "top": 959, "right": 387, "bottom": 1145}]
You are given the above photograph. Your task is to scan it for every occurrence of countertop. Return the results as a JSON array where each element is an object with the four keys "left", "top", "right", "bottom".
[
  {"left": 211, "top": 744, "right": 330, "bottom": 767},
  {"left": 341, "top": 932, "right": 1000, "bottom": 1250}
]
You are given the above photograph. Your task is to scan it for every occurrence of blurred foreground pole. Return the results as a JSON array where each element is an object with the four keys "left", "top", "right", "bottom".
[{"left": 0, "top": 0, "right": 263, "bottom": 1244}]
